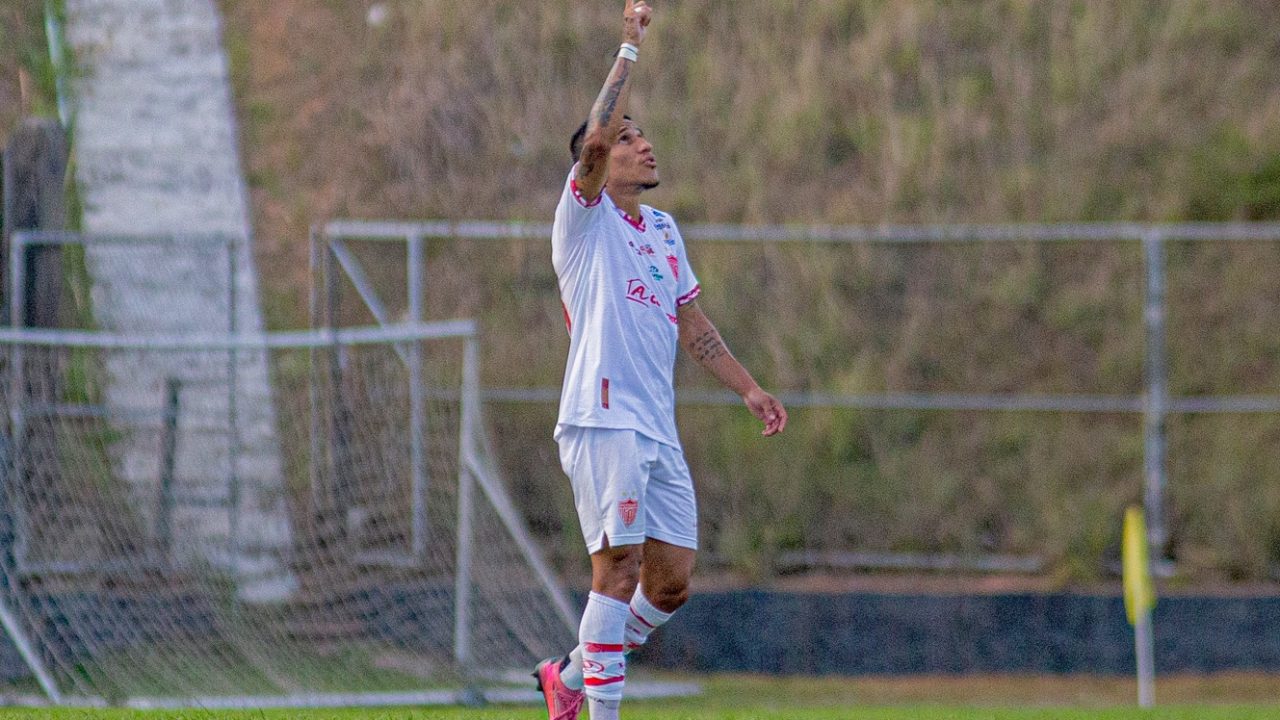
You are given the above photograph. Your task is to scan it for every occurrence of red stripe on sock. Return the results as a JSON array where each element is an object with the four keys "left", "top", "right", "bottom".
[
  {"left": 629, "top": 607, "right": 656, "bottom": 629},
  {"left": 584, "top": 675, "right": 625, "bottom": 686},
  {"left": 584, "top": 642, "right": 624, "bottom": 653}
]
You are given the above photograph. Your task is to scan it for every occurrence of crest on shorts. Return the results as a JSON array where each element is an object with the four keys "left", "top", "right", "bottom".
[{"left": 619, "top": 498, "right": 639, "bottom": 527}]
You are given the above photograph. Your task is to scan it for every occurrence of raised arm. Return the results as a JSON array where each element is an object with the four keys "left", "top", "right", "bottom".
[
  {"left": 678, "top": 301, "right": 788, "bottom": 437},
  {"left": 574, "top": 0, "right": 652, "bottom": 202}
]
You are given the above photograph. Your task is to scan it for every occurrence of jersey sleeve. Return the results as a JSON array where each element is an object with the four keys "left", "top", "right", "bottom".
[
  {"left": 666, "top": 215, "right": 701, "bottom": 307},
  {"left": 554, "top": 165, "right": 603, "bottom": 237}
]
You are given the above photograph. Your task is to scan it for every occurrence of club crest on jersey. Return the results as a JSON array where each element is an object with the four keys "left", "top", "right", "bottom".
[
  {"left": 666, "top": 254, "right": 679, "bottom": 280},
  {"left": 619, "top": 498, "right": 639, "bottom": 527}
]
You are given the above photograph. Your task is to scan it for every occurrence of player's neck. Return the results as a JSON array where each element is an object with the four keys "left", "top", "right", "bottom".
[{"left": 611, "top": 189, "right": 643, "bottom": 221}]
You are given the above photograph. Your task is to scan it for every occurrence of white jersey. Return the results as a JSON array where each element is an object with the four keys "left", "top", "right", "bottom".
[{"left": 552, "top": 168, "right": 701, "bottom": 448}]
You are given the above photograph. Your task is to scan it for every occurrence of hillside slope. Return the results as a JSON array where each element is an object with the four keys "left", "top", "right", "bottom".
[{"left": 219, "top": 0, "right": 1280, "bottom": 582}]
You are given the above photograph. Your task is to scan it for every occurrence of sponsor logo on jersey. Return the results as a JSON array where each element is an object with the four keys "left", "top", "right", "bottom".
[
  {"left": 649, "top": 265, "right": 664, "bottom": 282},
  {"left": 626, "top": 279, "right": 678, "bottom": 324},
  {"left": 619, "top": 498, "right": 639, "bottom": 527},
  {"left": 626, "top": 278, "right": 663, "bottom": 308},
  {"left": 628, "top": 240, "right": 656, "bottom": 257},
  {"left": 666, "top": 254, "right": 680, "bottom": 280}
]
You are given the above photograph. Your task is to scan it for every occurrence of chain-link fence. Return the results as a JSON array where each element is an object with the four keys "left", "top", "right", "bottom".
[
  {"left": 0, "top": 231, "right": 576, "bottom": 707},
  {"left": 321, "top": 220, "right": 1280, "bottom": 581}
]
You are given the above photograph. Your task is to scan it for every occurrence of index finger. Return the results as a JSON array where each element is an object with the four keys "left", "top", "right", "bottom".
[{"left": 625, "top": 0, "right": 634, "bottom": 15}]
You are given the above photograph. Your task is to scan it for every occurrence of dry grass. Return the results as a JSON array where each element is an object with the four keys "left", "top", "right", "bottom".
[{"left": 216, "top": 1, "right": 1280, "bottom": 581}]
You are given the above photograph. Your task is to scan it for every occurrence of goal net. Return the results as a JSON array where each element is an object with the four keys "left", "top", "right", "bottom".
[{"left": 0, "top": 322, "right": 576, "bottom": 707}]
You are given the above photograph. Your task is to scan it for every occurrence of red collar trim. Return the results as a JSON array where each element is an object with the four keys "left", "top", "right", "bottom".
[
  {"left": 570, "top": 178, "right": 604, "bottom": 208},
  {"left": 614, "top": 205, "right": 646, "bottom": 232}
]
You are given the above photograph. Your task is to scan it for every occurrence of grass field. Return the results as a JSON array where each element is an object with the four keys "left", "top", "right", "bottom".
[
  {"left": 0, "top": 674, "right": 1276, "bottom": 720},
  {"left": 1, "top": 709, "right": 1270, "bottom": 720}
]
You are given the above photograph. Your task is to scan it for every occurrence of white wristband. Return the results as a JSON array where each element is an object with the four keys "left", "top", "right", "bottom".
[{"left": 618, "top": 43, "right": 639, "bottom": 62}]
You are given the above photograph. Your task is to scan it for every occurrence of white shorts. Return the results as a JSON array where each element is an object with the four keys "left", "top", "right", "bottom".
[{"left": 556, "top": 426, "right": 698, "bottom": 554}]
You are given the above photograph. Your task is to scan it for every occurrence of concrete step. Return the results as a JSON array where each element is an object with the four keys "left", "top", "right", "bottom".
[{"left": 65, "top": 0, "right": 294, "bottom": 602}]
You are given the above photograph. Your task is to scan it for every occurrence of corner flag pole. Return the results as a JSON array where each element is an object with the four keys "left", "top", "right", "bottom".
[{"left": 1122, "top": 505, "right": 1157, "bottom": 708}]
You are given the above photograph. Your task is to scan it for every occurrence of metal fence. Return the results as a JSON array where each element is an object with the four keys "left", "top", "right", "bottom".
[
  {"left": 0, "top": 230, "right": 577, "bottom": 707},
  {"left": 320, "top": 219, "right": 1280, "bottom": 571}
]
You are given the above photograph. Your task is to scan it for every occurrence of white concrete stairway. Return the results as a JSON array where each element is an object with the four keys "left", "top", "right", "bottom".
[{"left": 63, "top": 0, "right": 294, "bottom": 602}]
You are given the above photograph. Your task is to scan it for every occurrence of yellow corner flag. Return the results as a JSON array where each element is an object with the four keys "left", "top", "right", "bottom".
[{"left": 1122, "top": 505, "right": 1157, "bottom": 626}]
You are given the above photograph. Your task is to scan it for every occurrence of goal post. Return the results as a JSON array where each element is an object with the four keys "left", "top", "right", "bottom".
[{"left": 0, "top": 321, "right": 577, "bottom": 706}]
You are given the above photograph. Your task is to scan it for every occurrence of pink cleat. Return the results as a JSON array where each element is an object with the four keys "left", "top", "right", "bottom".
[{"left": 533, "top": 656, "right": 585, "bottom": 720}]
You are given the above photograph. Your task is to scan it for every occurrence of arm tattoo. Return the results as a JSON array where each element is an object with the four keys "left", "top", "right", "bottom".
[
  {"left": 691, "top": 329, "right": 728, "bottom": 364},
  {"left": 591, "top": 65, "right": 630, "bottom": 132}
]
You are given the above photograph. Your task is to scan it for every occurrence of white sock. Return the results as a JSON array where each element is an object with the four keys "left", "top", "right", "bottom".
[
  {"left": 578, "top": 591, "right": 628, "bottom": 717},
  {"left": 588, "top": 695, "right": 621, "bottom": 720},
  {"left": 561, "top": 645, "right": 584, "bottom": 690},
  {"left": 563, "top": 584, "right": 678, "bottom": 690},
  {"left": 624, "top": 584, "right": 674, "bottom": 652}
]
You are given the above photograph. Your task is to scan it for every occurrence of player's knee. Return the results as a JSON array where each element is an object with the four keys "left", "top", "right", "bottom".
[
  {"left": 645, "top": 577, "right": 689, "bottom": 613},
  {"left": 592, "top": 545, "right": 641, "bottom": 599},
  {"left": 598, "top": 566, "right": 640, "bottom": 599}
]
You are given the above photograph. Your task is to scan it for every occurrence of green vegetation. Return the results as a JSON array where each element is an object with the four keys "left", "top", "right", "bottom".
[
  {"left": 0, "top": 709, "right": 1275, "bottom": 720},
  {"left": 216, "top": 1, "right": 1280, "bottom": 583},
  {"left": 0, "top": 0, "right": 60, "bottom": 138},
  {"left": 1, "top": 671, "right": 1279, "bottom": 718},
  {"left": 46, "top": 640, "right": 437, "bottom": 704},
  {"left": 1, "top": 0, "right": 126, "bottom": 574}
]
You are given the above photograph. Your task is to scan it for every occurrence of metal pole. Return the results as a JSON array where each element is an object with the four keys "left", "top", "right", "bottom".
[
  {"left": 1135, "top": 612, "right": 1156, "bottom": 707},
  {"left": 0, "top": 236, "right": 60, "bottom": 702},
  {"left": 322, "top": 234, "right": 350, "bottom": 550},
  {"left": 1142, "top": 230, "right": 1168, "bottom": 563},
  {"left": 157, "top": 378, "right": 181, "bottom": 562},
  {"left": 408, "top": 234, "right": 427, "bottom": 557},
  {"left": 8, "top": 237, "right": 28, "bottom": 568},
  {"left": 308, "top": 228, "right": 322, "bottom": 520},
  {"left": 453, "top": 337, "right": 478, "bottom": 667},
  {"left": 226, "top": 237, "right": 241, "bottom": 577},
  {"left": 0, "top": 600, "right": 61, "bottom": 703},
  {"left": 2, "top": 141, "right": 11, "bottom": 250}
]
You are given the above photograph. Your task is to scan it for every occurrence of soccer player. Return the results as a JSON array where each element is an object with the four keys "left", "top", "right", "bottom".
[{"left": 534, "top": 2, "right": 788, "bottom": 718}]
